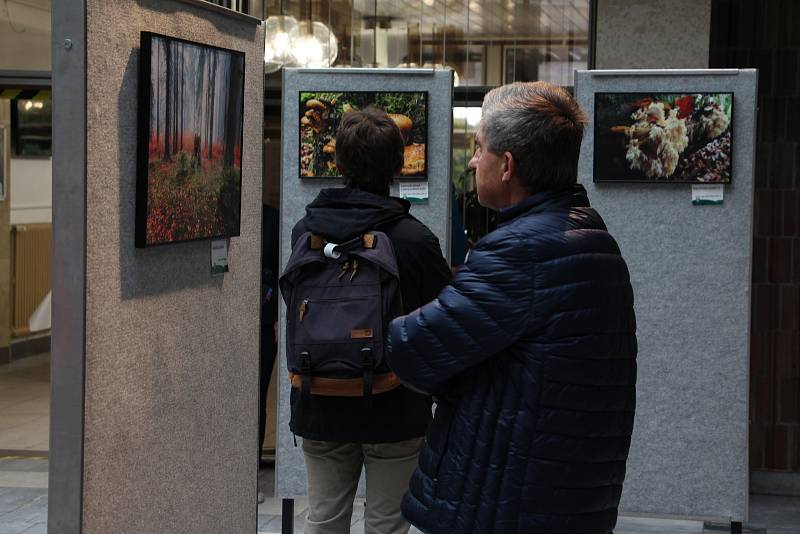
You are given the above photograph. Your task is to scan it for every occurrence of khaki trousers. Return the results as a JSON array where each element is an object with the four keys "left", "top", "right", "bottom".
[{"left": 302, "top": 437, "right": 423, "bottom": 534}]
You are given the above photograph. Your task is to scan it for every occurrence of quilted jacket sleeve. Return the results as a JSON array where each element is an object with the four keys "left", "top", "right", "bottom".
[{"left": 387, "top": 229, "right": 534, "bottom": 394}]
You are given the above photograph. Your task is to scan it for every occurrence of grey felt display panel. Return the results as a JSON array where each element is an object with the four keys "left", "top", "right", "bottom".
[
  {"left": 80, "top": 2, "right": 263, "bottom": 532},
  {"left": 277, "top": 68, "right": 453, "bottom": 497},
  {"left": 575, "top": 70, "right": 757, "bottom": 522}
]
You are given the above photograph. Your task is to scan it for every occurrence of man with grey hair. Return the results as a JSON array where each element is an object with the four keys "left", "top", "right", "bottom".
[{"left": 386, "top": 81, "right": 637, "bottom": 533}]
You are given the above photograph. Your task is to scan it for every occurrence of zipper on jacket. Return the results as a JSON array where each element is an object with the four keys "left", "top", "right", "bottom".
[{"left": 431, "top": 401, "right": 455, "bottom": 500}]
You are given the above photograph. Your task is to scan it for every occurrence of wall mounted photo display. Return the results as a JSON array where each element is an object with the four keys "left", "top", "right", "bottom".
[
  {"left": 298, "top": 91, "right": 428, "bottom": 180},
  {"left": 593, "top": 92, "right": 733, "bottom": 183},
  {"left": 136, "top": 32, "right": 245, "bottom": 247}
]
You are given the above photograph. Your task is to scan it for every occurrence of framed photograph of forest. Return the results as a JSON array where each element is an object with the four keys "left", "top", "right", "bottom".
[{"left": 136, "top": 32, "right": 245, "bottom": 248}]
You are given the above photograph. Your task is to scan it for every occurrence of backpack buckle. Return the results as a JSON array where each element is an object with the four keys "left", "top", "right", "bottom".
[
  {"left": 360, "top": 347, "right": 374, "bottom": 370},
  {"left": 300, "top": 351, "right": 312, "bottom": 400},
  {"left": 361, "top": 347, "right": 374, "bottom": 410}
]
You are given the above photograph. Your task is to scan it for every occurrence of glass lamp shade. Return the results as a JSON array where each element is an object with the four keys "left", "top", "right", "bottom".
[
  {"left": 264, "top": 15, "right": 299, "bottom": 73},
  {"left": 289, "top": 21, "right": 338, "bottom": 68}
]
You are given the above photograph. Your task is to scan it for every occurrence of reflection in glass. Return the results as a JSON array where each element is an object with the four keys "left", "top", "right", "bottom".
[
  {"left": 452, "top": 105, "right": 496, "bottom": 245},
  {"left": 264, "top": 15, "right": 299, "bottom": 73},
  {"left": 13, "top": 100, "right": 52, "bottom": 157}
]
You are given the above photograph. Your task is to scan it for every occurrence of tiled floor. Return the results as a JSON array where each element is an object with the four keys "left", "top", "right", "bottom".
[
  {"left": 0, "top": 355, "right": 50, "bottom": 453},
  {"left": 0, "top": 457, "right": 48, "bottom": 534},
  {"left": 254, "top": 489, "right": 800, "bottom": 533},
  {"left": 2, "top": 354, "right": 798, "bottom": 533},
  {"left": 1, "top": 457, "right": 798, "bottom": 533}
]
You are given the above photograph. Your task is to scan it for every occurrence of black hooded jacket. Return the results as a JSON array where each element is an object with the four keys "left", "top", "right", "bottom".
[{"left": 289, "top": 187, "right": 452, "bottom": 443}]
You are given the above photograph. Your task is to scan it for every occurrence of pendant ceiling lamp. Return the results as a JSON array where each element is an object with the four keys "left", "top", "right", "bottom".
[
  {"left": 288, "top": 0, "right": 338, "bottom": 68},
  {"left": 264, "top": 1, "right": 299, "bottom": 73},
  {"left": 290, "top": 20, "right": 338, "bottom": 68}
]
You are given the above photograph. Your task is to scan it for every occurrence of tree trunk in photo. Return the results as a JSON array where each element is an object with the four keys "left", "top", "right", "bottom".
[
  {"left": 223, "top": 55, "right": 243, "bottom": 169},
  {"left": 155, "top": 38, "right": 160, "bottom": 148},
  {"left": 179, "top": 46, "right": 184, "bottom": 153},
  {"left": 195, "top": 48, "right": 207, "bottom": 159},
  {"left": 207, "top": 50, "right": 217, "bottom": 160},
  {"left": 163, "top": 38, "right": 172, "bottom": 161},
  {"left": 171, "top": 44, "right": 178, "bottom": 157}
]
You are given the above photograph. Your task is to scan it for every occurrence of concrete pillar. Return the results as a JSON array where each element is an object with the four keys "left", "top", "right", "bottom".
[{"left": 595, "top": 0, "right": 712, "bottom": 70}]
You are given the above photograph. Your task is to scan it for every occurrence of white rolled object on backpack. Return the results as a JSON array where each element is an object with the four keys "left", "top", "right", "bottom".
[{"left": 323, "top": 242, "right": 342, "bottom": 259}]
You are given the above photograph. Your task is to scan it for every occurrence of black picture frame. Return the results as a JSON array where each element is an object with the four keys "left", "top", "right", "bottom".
[
  {"left": 297, "top": 90, "right": 429, "bottom": 181},
  {"left": 593, "top": 91, "right": 734, "bottom": 184},
  {"left": 136, "top": 31, "right": 246, "bottom": 248}
]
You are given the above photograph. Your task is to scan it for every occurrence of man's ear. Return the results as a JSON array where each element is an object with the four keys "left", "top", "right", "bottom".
[{"left": 501, "top": 151, "right": 515, "bottom": 184}]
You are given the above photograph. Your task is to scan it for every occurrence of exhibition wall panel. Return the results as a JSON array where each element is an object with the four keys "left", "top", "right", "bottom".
[
  {"left": 277, "top": 67, "right": 453, "bottom": 497},
  {"left": 576, "top": 69, "right": 757, "bottom": 522},
  {"left": 51, "top": 1, "right": 264, "bottom": 532}
]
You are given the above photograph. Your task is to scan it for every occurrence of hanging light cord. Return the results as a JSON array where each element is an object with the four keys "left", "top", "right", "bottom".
[
  {"left": 373, "top": 0, "right": 378, "bottom": 66},
  {"left": 442, "top": 0, "right": 446, "bottom": 70}
]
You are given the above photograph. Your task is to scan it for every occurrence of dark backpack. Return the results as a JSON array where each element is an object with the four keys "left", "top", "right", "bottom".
[{"left": 279, "top": 231, "right": 402, "bottom": 407}]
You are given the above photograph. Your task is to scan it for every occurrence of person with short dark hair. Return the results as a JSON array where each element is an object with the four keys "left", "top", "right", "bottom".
[
  {"left": 387, "top": 81, "right": 638, "bottom": 534},
  {"left": 335, "top": 107, "right": 406, "bottom": 194},
  {"left": 289, "top": 106, "right": 451, "bottom": 534}
]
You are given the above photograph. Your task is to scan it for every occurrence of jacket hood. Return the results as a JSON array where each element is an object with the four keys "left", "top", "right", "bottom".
[{"left": 302, "top": 187, "right": 411, "bottom": 242}]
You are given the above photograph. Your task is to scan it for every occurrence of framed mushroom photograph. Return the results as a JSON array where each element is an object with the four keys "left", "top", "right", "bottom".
[
  {"left": 593, "top": 92, "right": 733, "bottom": 183},
  {"left": 298, "top": 91, "right": 428, "bottom": 180}
]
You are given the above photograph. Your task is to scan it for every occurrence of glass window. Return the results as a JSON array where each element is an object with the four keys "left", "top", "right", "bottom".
[
  {"left": 13, "top": 99, "right": 52, "bottom": 157},
  {"left": 452, "top": 104, "right": 496, "bottom": 248},
  {"left": 267, "top": 0, "right": 590, "bottom": 86}
]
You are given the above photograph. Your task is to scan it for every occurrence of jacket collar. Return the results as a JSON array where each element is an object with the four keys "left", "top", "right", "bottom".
[{"left": 497, "top": 184, "right": 590, "bottom": 226}]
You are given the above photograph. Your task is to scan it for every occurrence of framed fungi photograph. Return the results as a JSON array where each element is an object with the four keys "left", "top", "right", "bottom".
[
  {"left": 594, "top": 92, "right": 733, "bottom": 183},
  {"left": 298, "top": 91, "right": 428, "bottom": 180},
  {"left": 136, "top": 32, "right": 245, "bottom": 248}
]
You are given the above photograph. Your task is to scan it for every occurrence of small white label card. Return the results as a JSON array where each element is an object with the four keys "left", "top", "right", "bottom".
[
  {"left": 691, "top": 184, "right": 724, "bottom": 206},
  {"left": 211, "top": 238, "right": 229, "bottom": 276},
  {"left": 399, "top": 181, "right": 429, "bottom": 205}
]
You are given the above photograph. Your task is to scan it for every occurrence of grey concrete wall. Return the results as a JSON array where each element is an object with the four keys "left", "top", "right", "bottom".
[
  {"left": 277, "top": 68, "right": 453, "bottom": 497},
  {"left": 79, "top": 2, "right": 263, "bottom": 532},
  {"left": 575, "top": 70, "right": 757, "bottom": 522},
  {"left": 595, "top": 0, "right": 712, "bottom": 70}
]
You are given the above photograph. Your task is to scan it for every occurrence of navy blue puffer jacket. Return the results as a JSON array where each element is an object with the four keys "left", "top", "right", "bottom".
[{"left": 387, "top": 185, "right": 637, "bottom": 534}]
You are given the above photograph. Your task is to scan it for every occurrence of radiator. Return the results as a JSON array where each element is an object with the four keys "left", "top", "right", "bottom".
[{"left": 12, "top": 223, "right": 52, "bottom": 337}]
